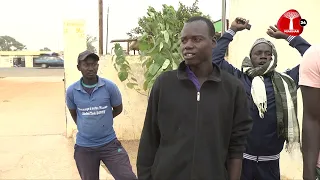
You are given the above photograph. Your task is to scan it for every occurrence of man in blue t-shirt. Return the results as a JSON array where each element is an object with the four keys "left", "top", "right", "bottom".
[{"left": 66, "top": 50, "right": 137, "bottom": 180}]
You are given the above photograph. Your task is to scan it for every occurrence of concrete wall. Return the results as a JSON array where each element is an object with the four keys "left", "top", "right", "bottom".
[
  {"left": 228, "top": 0, "right": 320, "bottom": 178},
  {"left": 0, "top": 56, "right": 13, "bottom": 67},
  {"left": 99, "top": 55, "right": 147, "bottom": 140},
  {"left": 228, "top": 0, "right": 320, "bottom": 69},
  {"left": 25, "top": 56, "right": 33, "bottom": 68},
  {"left": 63, "top": 20, "right": 87, "bottom": 138},
  {"left": 0, "top": 51, "right": 57, "bottom": 68},
  {"left": 0, "top": 55, "right": 32, "bottom": 68}
]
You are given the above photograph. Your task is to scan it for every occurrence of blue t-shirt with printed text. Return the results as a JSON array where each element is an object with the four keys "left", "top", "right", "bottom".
[{"left": 66, "top": 76, "right": 122, "bottom": 147}]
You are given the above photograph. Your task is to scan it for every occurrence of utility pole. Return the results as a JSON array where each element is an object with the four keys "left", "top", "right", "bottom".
[
  {"left": 98, "top": 0, "right": 103, "bottom": 55},
  {"left": 221, "top": 0, "right": 227, "bottom": 34},
  {"left": 105, "top": 6, "right": 109, "bottom": 55}
]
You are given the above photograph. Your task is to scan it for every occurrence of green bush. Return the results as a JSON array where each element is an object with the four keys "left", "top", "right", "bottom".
[{"left": 112, "top": 0, "right": 213, "bottom": 93}]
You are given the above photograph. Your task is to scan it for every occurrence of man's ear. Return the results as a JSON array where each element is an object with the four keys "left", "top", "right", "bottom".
[
  {"left": 212, "top": 37, "right": 217, "bottom": 48},
  {"left": 77, "top": 64, "right": 80, "bottom": 71}
]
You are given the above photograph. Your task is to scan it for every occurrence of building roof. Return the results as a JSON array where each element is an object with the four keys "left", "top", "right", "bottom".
[{"left": 0, "top": 51, "right": 52, "bottom": 56}]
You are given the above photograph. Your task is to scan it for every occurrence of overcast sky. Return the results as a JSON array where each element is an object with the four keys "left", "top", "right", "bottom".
[{"left": 0, "top": 0, "right": 229, "bottom": 52}]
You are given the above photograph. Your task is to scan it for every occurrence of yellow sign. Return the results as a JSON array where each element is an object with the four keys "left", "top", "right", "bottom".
[{"left": 63, "top": 20, "right": 85, "bottom": 38}]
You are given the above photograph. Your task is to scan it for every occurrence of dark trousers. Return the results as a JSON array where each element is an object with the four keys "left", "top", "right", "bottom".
[
  {"left": 74, "top": 139, "right": 137, "bottom": 180},
  {"left": 241, "top": 159, "right": 280, "bottom": 180}
]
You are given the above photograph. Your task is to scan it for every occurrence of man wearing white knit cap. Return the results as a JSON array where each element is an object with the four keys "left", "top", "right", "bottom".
[{"left": 212, "top": 17, "right": 311, "bottom": 180}]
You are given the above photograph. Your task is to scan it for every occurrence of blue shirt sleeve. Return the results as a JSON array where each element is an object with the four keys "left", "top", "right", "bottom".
[
  {"left": 66, "top": 86, "right": 76, "bottom": 109},
  {"left": 108, "top": 81, "right": 122, "bottom": 107}
]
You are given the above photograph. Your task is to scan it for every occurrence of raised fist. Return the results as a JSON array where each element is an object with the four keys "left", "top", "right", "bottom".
[{"left": 230, "top": 17, "right": 249, "bottom": 32}]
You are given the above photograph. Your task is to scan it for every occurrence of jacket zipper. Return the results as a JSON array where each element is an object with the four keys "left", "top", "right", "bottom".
[{"left": 191, "top": 91, "right": 200, "bottom": 178}]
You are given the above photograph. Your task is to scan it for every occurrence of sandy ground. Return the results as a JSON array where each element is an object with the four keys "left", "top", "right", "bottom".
[
  {"left": 119, "top": 140, "right": 139, "bottom": 175},
  {"left": 0, "top": 68, "right": 139, "bottom": 180},
  {"left": 0, "top": 76, "right": 81, "bottom": 179}
]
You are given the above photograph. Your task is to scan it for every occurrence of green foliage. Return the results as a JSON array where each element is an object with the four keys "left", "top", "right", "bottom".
[
  {"left": 113, "top": 0, "right": 213, "bottom": 92},
  {"left": 40, "top": 47, "right": 51, "bottom": 51},
  {"left": 127, "top": 0, "right": 211, "bottom": 38},
  {"left": 86, "top": 35, "right": 97, "bottom": 53},
  {"left": 112, "top": 44, "right": 141, "bottom": 92},
  {"left": 0, "top": 36, "right": 26, "bottom": 51}
]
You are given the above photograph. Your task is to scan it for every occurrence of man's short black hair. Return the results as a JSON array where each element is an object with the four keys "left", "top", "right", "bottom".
[{"left": 186, "top": 16, "right": 216, "bottom": 37}]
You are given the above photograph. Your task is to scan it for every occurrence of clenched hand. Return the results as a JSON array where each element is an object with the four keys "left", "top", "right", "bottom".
[{"left": 230, "top": 17, "right": 249, "bottom": 32}]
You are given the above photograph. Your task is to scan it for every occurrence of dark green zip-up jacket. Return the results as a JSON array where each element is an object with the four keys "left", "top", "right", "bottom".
[{"left": 137, "top": 61, "right": 253, "bottom": 180}]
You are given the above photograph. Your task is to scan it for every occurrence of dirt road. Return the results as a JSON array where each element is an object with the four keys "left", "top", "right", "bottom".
[
  {"left": 0, "top": 67, "right": 64, "bottom": 77},
  {"left": 0, "top": 76, "right": 80, "bottom": 179}
]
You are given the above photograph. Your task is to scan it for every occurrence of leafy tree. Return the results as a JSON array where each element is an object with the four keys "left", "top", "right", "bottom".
[
  {"left": 87, "top": 35, "right": 97, "bottom": 53},
  {"left": 127, "top": 0, "right": 210, "bottom": 38},
  {"left": 0, "top": 36, "right": 26, "bottom": 51},
  {"left": 40, "top": 47, "right": 51, "bottom": 51},
  {"left": 113, "top": 0, "right": 213, "bottom": 93}
]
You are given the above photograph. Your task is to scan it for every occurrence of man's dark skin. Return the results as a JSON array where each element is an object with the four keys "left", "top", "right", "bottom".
[
  {"left": 250, "top": 43, "right": 273, "bottom": 67},
  {"left": 181, "top": 20, "right": 242, "bottom": 180},
  {"left": 301, "top": 86, "right": 320, "bottom": 180},
  {"left": 230, "top": 18, "right": 289, "bottom": 67},
  {"left": 225, "top": 18, "right": 294, "bottom": 180},
  {"left": 68, "top": 56, "right": 123, "bottom": 124}
]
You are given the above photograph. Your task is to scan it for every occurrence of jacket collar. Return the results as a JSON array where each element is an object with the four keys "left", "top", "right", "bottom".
[{"left": 177, "top": 60, "right": 221, "bottom": 82}]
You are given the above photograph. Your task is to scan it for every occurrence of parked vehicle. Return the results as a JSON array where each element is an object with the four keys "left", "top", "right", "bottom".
[{"left": 34, "top": 55, "right": 64, "bottom": 68}]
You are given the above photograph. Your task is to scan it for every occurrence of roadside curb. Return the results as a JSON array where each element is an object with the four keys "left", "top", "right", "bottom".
[{"left": 71, "top": 130, "right": 115, "bottom": 180}]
